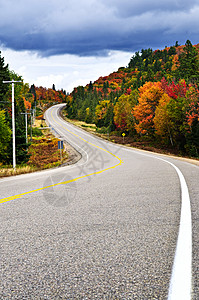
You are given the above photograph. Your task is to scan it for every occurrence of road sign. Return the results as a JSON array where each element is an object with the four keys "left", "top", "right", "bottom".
[
  {"left": 122, "top": 132, "right": 125, "bottom": 143},
  {"left": 58, "top": 140, "right": 64, "bottom": 162},
  {"left": 58, "top": 140, "right": 63, "bottom": 149}
]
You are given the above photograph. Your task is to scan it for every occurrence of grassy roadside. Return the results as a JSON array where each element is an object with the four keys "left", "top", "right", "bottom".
[
  {"left": 0, "top": 119, "right": 68, "bottom": 178},
  {"left": 61, "top": 111, "right": 199, "bottom": 166}
]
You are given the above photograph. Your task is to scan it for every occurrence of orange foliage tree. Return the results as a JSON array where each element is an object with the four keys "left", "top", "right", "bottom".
[
  {"left": 23, "top": 97, "right": 32, "bottom": 110},
  {"left": 185, "top": 85, "right": 199, "bottom": 129},
  {"left": 133, "top": 81, "right": 164, "bottom": 135}
]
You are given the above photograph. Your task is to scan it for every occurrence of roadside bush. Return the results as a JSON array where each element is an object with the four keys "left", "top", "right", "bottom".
[{"left": 31, "top": 127, "right": 43, "bottom": 137}]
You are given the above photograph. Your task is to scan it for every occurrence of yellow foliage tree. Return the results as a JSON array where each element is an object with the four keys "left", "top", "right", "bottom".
[{"left": 133, "top": 81, "right": 164, "bottom": 135}]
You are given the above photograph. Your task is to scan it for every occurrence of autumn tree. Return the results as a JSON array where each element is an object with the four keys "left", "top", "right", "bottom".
[
  {"left": 154, "top": 93, "right": 173, "bottom": 145},
  {"left": 154, "top": 79, "right": 189, "bottom": 149},
  {"left": 164, "top": 79, "right": 187, "bottom": 100},
  {"left": 185, "top": 85, "right": 199, "bottom": 129},
  {"left": 114, "top": 91, "right": 138, "bottom": 133},
  {"left": 133, "top": 81, "right": 164, "bottom": 135},
  {"left": 95, "top": 100, "right": 113, "bottom": 128}
]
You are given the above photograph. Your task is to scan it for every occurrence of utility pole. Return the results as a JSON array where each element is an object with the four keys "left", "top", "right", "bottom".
[
  {"left": 25, "top": 110, "right": 28, "bottom": 144},
  {"left": 21, "top": 110, "right": 31, "bottom": 144},
  {"left": 3, "top": 80, "right": 22, "bottom": 169},
  {"left": 30, "top": 109, "right": 33, "bottom": 142}
]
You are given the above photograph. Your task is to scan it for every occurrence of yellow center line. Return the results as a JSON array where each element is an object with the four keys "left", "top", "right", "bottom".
[{"left": 0, "top": 107, "right": 123, "bottom": 204}]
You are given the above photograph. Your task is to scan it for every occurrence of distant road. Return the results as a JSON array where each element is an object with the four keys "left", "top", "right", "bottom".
[{"left": 1, "top": 104, "right": 199, "bottom": 299}]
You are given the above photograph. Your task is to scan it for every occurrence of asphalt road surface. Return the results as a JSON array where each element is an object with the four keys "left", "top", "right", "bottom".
[{"left": 1, "top": 104, "right": 199, "bottom": 299}]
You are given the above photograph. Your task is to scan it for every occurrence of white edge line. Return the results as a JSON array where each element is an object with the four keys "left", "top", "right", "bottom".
[
  {"left": 165, "top": 159, "right": 192, "bottom": 300},
  {"left": 126, "top": 149, "right": 192, "bottom": 299}
]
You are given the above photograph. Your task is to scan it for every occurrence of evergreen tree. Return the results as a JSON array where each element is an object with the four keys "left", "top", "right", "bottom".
[
  {"left": 128, "top": 51, "right": 142, "bottom": 69},
  {"left": 0, "top": 110, "right": 12, "bottom": 163},
  {"left": 146, "top": 67, "right": 154, "bottom": 81},
  {"left": 185, "top": 119, "right": 199, "bottom": 157},
  {"left": 15, "top": 98, "right": 30, "bottom": 164},
  {"left": 175, "top": 41, "right": 180, "bottom": 47},
  {"left": 29, "top": 84, "right": 37, "bottom": 107},
  {"left": 4, "top": 73, "right": 30, "bottom": 165},
  {"left": 168, "top": 46, "right": 176, "bottom": 56},
  {"left": 0, "top": 51, "right": 10, "bottom": 109},
  {"left": 179, "top": 40, "right": 199, "bottom": 81},
  {"left": 88, "top": 81, "right": 93, "bottom": 92},
  {"left": 103, "top": 81, "right": 108, "bottom": 95}
]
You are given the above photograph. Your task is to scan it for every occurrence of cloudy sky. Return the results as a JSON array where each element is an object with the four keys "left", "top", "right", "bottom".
[{"left": 0, "top": 0, "right": 199, "bottom": 92}]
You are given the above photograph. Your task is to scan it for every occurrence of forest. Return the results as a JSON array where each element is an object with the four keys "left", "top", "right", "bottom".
[
  {"left": 65, "top": 40, "right": 199, "bottom": 157},
  {"left": 0, "top": 54, "right": 67, "bottom": 166}
]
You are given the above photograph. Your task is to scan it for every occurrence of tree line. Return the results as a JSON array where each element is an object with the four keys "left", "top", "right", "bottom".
[
  {"left": 0, "top": 52, "right": 67, "bottom": 166},
  {"left": 65, "top": 40, "right": 199, "bottom": 157}
]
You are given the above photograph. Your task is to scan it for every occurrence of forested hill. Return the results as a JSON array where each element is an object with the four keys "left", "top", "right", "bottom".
[{"left": 65, "top": 40, "right": 199, "bottom": 157}]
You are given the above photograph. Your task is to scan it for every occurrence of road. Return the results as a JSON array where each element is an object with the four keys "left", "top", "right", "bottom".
[{"left": 0, "top": 103, "right": 199, "bottom": 299}]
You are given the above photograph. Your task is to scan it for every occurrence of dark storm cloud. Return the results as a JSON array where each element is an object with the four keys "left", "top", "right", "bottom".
[
  {"left": 0, "top": 0, "right": 199, "bottom": 56},
  {"left": 103, "top": 0, "right": 198, "bottom": 17}
]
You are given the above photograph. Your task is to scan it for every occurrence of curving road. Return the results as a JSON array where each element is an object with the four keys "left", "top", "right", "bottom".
[{"left": 1, "top": 104, "right": 199, "bottom": 299}]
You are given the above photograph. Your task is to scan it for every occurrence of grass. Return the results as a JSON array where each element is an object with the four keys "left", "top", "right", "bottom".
[
  {"left": 62, "top": 115, "right": 97, "bottom": 133},
  {"left": 0, "top": 165, "right": 33, "bottom": 177}
]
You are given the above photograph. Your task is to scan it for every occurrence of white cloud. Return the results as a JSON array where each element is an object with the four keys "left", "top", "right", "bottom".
[{"left": 1, "top": 47, "right": 133, "bottom": 92}]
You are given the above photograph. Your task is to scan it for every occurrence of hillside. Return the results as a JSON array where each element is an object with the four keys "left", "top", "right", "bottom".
[{"left": 65, "top": 40, "right": 199, "bottom": 158}]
